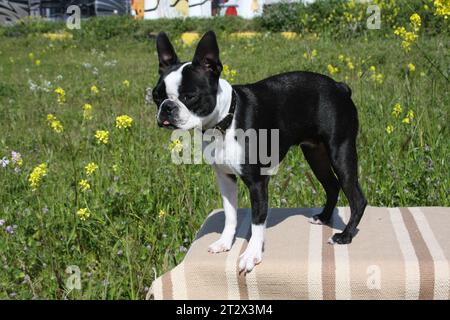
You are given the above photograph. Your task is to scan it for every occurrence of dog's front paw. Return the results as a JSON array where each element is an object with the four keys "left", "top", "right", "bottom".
[
  {"left": 238, "top": 246, "right": 262, "bottom": 273},
  {"left": 328, "top": 232, "right": 353, "bottom": 245},
  {"left": 208, "top": 238, "right": 232, "bottom": 253}
]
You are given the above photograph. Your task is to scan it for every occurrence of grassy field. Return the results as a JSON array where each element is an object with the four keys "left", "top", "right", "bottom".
[{"left": 0, "top": 24, "right": 449, "bottom": 299}]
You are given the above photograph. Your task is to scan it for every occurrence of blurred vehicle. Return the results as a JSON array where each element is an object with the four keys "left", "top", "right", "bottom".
[{"left": 0, "top": 0, "right": 131, "bottom": 24}]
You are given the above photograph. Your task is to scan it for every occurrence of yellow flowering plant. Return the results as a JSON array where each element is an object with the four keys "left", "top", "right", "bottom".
[
  {"left": 115, "top": 115, "right": 133, "bottom": 129},
  {"left": 386, "top": 125, "right": 394, "bottom": 134},
  {"left": 90, "top": 85, "right": 99, "bottom": 94},
  {"left": 327, "top": 64, "right": 339, "bottom": 75},
  {"left": 79, "top": 179, "right": 91, "bottom": 191},
  {"left": 77, "top": 208, "right": 91, "bottom": 221},
  {"left": 85, "top": 162, "right": 98, "bottom": 176},
  {"left": 434, "top": 0, "right": 450, "bottom": 18},
  {"left": 95, "top": 130, "right": 109, "bottom": 144},
  {"left": 83, "top": 103, "right": 93, "bottom": 120},
  {"left": 169, "top": 139, "right": 183, "bottom": 154},
  {"left": 368, "top": 65, "right": 384, "bottom": 84},
  {"left": 54, "top": 87, "right": 66, "bottom": 104},
  {"left": 158, "top": 209, "right": 167, "bottom": 219},
  {"left": 222, "top": 64, "right": 237, "bottom": 83},
  {"left": 392, "top": 103, "right": 403, "bottom": 117},
  {"left": 46, "top": 114, "right": 64, "bottom": 133},
  {"left": 28, "top": 163, "right": 48, "bottom": 191}
]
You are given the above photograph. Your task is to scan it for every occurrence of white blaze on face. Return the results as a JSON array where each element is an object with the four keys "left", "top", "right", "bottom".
[
  {"left": 161, "top": 62, "right": 202, "bottom": 130},
  {"left": 163, "top": 62, "right": 190, "bottom": 99}
]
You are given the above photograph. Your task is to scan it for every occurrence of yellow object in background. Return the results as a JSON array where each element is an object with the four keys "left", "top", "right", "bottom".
[
  {"left": 42, "top": 32, "right": 73, "bottom": 41},
  {"left": 281, "top": 32, "right": 298, "bottom": 40},
  {"left": 230, "top": 32, "right": 259, "bottom": 39},
  {"left": 132, "top": 0, "right": 145, "bottom": 19},
  {"left": 173, "top": 0, "right": 189, "bottom": 16},
  {"left": 181, "top": 32, "right": 200, "bottom": 46},
  {"left": 251, "top": 0, "right": 260, "bottom": 12}
]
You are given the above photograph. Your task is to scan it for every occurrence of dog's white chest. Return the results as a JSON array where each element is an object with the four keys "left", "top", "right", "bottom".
[{"left": 201, "top": 124, "right": 243, "bottom": 175}]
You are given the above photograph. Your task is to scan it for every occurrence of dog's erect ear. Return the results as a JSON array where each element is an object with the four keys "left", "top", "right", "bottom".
[
  {"left": 156, "top": 32, "right": 179, "bottom": 75},
  {"left": 192, "top": 31, "right": 222, "bottom": 77}
]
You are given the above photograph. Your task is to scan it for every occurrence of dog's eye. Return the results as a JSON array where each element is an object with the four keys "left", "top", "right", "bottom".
[{"left": 181, "top": 94, "right": 196, "bottom": 104}]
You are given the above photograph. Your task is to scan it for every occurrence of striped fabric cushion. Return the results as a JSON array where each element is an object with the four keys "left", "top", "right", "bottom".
[{"left": 147, "top": 207, "right": 450, "bottom": 300}]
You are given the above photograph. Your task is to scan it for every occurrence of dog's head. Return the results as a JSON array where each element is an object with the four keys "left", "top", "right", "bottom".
[{"left": 153, "top": 31, "right": 223, "bottom": 130}]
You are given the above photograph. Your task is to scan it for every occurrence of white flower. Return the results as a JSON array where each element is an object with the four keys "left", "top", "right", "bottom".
[{"left": 1, "top": 157, "right": 10, "bottom": 168}]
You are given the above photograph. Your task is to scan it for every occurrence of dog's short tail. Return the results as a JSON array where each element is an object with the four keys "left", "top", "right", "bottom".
[{"left": 336, "top": 82, "right": 352, "bottom": 97}]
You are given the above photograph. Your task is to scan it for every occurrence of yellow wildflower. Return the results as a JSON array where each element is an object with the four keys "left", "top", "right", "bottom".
[
  {"left": 91, "top": 85, "right": 99, "bottom": 94},
  {"left": 79, "top": 179, "right": 91, "bottom": 191},
  {"left": 169, "top": 139, "right": 183, "bottom": 153},
  {"left": 35, "top": 60, "right": 41, "bottom": 66},
  {"left": 46, "top": 114, "right": 63, "bottom": 133},
  {"left": 408, "top": 63, "right": 416, "bottom": 72},
  {"left": 115, "top": 115, "right": 133, "bottom": 129},
  {"left": 85, "top": 162, "right": 98, "bottom": 176},
  {"left": 434, "top": 0, "right": 450, "bottom": 18},
  {"left": 410, "top": 13, "right": 422, "bottom": 31},
  {"left": 401, "top": 109, "right": 415, "bottom": 124},
  {"left": 95, "top": 130, "right": 109, "bottom": 144},
  {"left": 122, "top": 80, "right": 130, "bottom": 87},
  {"left": 338, "top": 54, "right": 344, "bottom": 62},
  {"left": 28, "top": 52, "right": 34, "bottom": 60},
  {"left": 47, "top": 113, "right": 56, "bottom": 122},
  {"left": 311, "top": 49, "right": 318, "bottom": 58},
  {"left": 386, "top": 125, "right": 394, "bottom": 134},
  {"left": 83, "top": 103, "right": 93, "bottom": 120},
  {"left": 54, "top": 87, "right": 66, "bottom": 104},
  {"left": 158, "top": 209, "right": 167, "bottom": 218},
  {"left": 376, "top": 73, "right": 384, "bottom": 84},
  {"left": 369, "top": 65, "right": 376, "bottom": 72},
  {"left": 327, "top": 64, "right": 339, "bottom": 75},
  {"left": 393, "top": 25, "right": 419, "bottom": 52},
  {"left": 77, "top": 208, "right": 91, "bottom": 221},
  {"left": 222, "top": 64, "right": 237, "bottom": 82},
  {"left": 28, "top": 163, "right": 48, "bottom": 191},
  {"left": 392, "top": 103, "right": 403, "bottom": 117},
  {"left": 112, "top": 164, "right": 119, "bottom": 173},
  {"left": 347, "top": 61, "right": 355, "bottom": 70},
  {"left": 51, "top": 120, "right": 64, "bottom": 133}
]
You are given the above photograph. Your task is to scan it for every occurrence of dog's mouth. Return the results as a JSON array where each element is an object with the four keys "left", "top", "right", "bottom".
[{"left": 158, "top": 119, "right": 178, "bottom": 129}]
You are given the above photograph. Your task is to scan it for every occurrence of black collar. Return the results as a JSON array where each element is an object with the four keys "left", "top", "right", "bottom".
[{"left": 204, "top": 89, "right": 237, "bottom": 134}]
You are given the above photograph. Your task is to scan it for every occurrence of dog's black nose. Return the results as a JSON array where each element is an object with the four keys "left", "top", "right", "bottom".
[{"left": 165, "top": 102, "right": 176, "bottom": 114}]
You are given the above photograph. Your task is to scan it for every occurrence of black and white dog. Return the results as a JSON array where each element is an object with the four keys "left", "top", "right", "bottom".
[{"left": 152, "top": 31, "right": 367, "bottom": 273}]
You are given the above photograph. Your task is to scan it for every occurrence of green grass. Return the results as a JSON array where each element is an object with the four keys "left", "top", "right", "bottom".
[{"left": 0, "top": 28, "right": 449, "bottom": 299}]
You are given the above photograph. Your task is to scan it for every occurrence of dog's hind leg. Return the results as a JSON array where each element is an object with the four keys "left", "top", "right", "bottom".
[
  {"left": 327, "top": 139, "right": 367, "bottom": 244},
  {"left": 301, "top": 143, "right": 340, "bottom": 225},
  {"left": 208, "top": 166, "right": 238, "bottom": 253}
]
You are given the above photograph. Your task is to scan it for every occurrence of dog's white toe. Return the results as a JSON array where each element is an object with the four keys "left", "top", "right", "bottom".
[
  {"left": 327, "top": 236, "right": 335, "bottom": 245},
  {"left": 208, "top": 238, "right": 232, "bottom": 253},
  {"left": 238, "top": 246, "right": 262, "bottom": 273}
]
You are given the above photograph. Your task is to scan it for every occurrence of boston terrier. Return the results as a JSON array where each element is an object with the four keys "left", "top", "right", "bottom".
[{"left": 152, "top": 31, "right": 367, "bottom": 273}]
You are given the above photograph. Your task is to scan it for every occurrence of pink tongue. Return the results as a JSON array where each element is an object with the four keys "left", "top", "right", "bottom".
[{"left": 163, "top": 120, "right": 170, "bottom": 125}]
